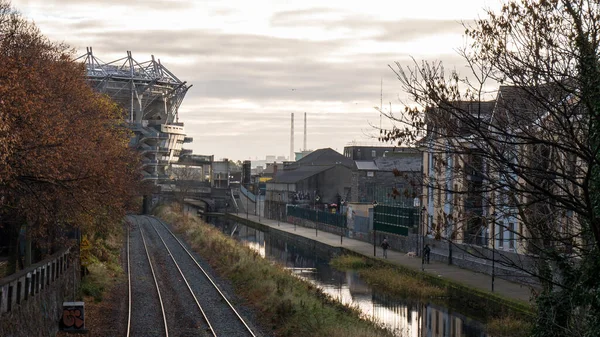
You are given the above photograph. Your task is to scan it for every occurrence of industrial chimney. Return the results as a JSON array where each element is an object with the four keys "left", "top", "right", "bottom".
[
  {"left": 303, "top": 112, "right": 307, "bottom": 151},
  {"left": 290, "top": 113, "right": 294, "bottom": 161}
]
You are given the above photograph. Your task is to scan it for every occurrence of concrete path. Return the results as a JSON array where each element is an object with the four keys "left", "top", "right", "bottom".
[{"left": 229, "top": 213, "right": 534, "bottom": 304}]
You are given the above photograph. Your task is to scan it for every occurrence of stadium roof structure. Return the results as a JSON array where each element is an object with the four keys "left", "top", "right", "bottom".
[{"left": 76, "top": 47, "right": 191, "bottom": 124}]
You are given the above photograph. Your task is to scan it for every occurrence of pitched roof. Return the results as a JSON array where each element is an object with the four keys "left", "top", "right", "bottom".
[
  {"left": 292, "top": 148, "right": 355, "bottom": 169},
  {"left": 427, "top": 100, "right": 496, "bottom": 138},
  {"left": 493, "top": 84, "right": 573, "bottom": 128},
  {"left": 269, "top": 165, "right": 334, "bottom": 184}
]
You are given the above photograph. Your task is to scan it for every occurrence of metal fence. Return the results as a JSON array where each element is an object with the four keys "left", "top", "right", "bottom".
[
  {"left": 373, "top": 205, "right": 420, "bottom": 236},
  {"left": 287, "top": 206, "right": 347, "bottom": 228}
]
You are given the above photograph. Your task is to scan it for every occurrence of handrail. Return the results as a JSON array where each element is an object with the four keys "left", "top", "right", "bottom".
[
  {"left": 0, "top": 246, "right": 71, "bottom": 286},
  {"left": 230, "top": 189, "right": 239, "bottom": 211}
]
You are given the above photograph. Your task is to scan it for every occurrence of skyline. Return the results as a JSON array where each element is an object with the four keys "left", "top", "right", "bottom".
[{"left": 12, "top": 0, "right": 500, "bottom": 161}]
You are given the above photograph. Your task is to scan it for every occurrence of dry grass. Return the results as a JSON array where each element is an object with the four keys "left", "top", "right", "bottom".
[
  {"left": 154, "top": 205, "right": 394, "bottom": 337},
  {"left": 486, "top": 316, "right": 532, "bottom": 337},
  {"left": 330, "top": 255, "right": 445, "bottom": 299}
]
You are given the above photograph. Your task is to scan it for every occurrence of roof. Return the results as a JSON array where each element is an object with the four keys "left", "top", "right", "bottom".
[
  {"left": 292, "top": 148, "right": 355, "bottom": 169},
  {"left": 375, "top": 156, "right": 422, "bottom": 172},
  {"left": 355, "top": 161, "right": 379, "bottom": 171},
  {"left": 427, "top": 100, "right": 496, "bottom": 138},
  {"left": 493, "top": 83, "right": 574, "bottom": 128},
  {"left": 269, "top": 165, "right": 334, "bottom": 184}
]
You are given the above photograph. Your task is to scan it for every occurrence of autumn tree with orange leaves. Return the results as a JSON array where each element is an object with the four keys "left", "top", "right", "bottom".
[{"left": 0, "top": 0, "right": 142, "bottom": 272}]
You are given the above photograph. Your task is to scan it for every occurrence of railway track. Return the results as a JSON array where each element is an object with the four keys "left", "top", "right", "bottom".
[
  {"left": 125, "top": 215, "right": 258, "bottom": 337},
  {"left": 126, "top": 215, "right": 167, "bottom": 336}
]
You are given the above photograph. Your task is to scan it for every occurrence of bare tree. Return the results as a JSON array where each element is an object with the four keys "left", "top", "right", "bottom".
[
  {"left": 168, "top": 164, "right": 203, "bottom": 207},
  {"left": 381, "top": 1, "right": 600, "bottom": 335}
]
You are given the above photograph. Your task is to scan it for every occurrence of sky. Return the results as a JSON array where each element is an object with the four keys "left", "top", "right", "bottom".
[{"left": 12, "top": 0, "right": 501, "bottom": 161}]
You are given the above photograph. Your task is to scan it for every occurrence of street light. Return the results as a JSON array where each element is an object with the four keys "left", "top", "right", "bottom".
[
  {"left": 372, "top": 200, "right": 378, "bottom": 257},
  {"left": 314, "top": 191, "right": 320, "bottom": 237},
  {"left": 491, "top": 212, "right": 496, "bottom": 292},
  {"left": 277, "top": 193, "right": 281, "bottom": 226},
  {"left": 421, "top": 206, "right": 426, "bottom": 272}
]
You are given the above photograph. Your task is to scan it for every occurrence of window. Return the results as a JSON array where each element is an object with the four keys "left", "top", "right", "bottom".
[
  {"left": 498, "top": 224, "right": 504, "bottom": 248},
  {"left": 509, "top": 223, "right": 515, "bottom": 249},
  {"left": 371, "top": 150, "right": 376, "bottom": 158},
  {"left": 367, "top": 171, "right": 374, "bottom": 177},
  {"left": 519, "top": 223, "right": 523, "bottom": 240}
]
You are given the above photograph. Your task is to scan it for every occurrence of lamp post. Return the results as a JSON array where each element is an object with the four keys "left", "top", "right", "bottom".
[
  {"left": 314, "top": 191, "right": 320, "bottom": 237},
  {"left": 372, "top": 200, "right": 378, "bottom": 257},
  {"left": 246, "top": 184, "right": 249, "bottom": 219},
  {"left": 421, "top": 206, "right": 426, "bottom": 272},
  {"left": 491, "top": 212, "right": 496, "bottom": 292},
  {"left": 277, "top": 193, "right": 281, "bottom": 226}
]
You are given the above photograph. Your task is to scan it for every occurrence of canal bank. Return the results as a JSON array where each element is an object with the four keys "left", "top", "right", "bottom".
[{"left": 225, "top": 213, "right": 535, "bottom": 317}]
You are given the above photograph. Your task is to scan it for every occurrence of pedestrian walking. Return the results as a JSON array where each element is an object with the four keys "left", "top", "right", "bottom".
[
  {"left": 381, "top": 238, "right": 390, "bottom": 258},
  {"left": 423, "top": 244, "right": 431, "bottom": 264}
]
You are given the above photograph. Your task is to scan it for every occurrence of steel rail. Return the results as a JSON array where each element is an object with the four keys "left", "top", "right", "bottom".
[
  {"left": 149, "top": 216, "right": 257, "bottom": 337},
  {"left": 126, "top": 216, "right": 133, "bottom": 337},
  {"left": 139, "top": 220, "right": 170, "bottom": 337},
  {"left": 146, "top": 218, "right": 217, "bottom": 337}
]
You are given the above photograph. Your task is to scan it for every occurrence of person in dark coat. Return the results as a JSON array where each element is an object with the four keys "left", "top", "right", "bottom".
[
  {"left": 423, "top": 244, "right": 431, "bottom": 264},
  {"left": 381, "top": 238, "right": 390, "bottom": 258}
]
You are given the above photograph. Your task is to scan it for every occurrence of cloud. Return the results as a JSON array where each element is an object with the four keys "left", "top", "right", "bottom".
[
  {"left": 16, "top": 0, "right": 193, "bottom": 10},
  {"left": 82, "top": 29, "right": 347, "bottom": 60},
  {"left": 9, "top": 1, "right": 479, "bottom": 160},
  {"left": 271, "top": 8, "right": 469, "bottom": 43}
]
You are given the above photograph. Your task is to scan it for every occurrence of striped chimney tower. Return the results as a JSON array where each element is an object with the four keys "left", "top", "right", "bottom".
[
  {"left": 290, "top": 113, "right": 294, "bottom": 161},
  {"left": 303, "top": 112, "right": 307, "bottom": 151}
]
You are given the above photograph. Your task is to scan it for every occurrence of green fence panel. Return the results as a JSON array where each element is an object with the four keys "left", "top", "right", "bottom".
[
  {"left": 286, "top": 206, "right": 347, "bottom": 228},
  {"left": 373, "top": 205, "right": 419, "bottom": 236}
]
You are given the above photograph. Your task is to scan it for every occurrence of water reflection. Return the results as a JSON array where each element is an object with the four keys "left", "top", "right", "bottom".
[{"left": 211, "top": 217, "right": 488, "bottom": 337}]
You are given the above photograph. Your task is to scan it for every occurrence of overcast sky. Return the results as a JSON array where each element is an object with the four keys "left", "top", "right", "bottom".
[{"left": 13, "top": 0, "right": 500, "bottom": 161}]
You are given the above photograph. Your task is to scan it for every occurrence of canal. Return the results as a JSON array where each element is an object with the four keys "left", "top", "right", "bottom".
[{"left": 209, "top": 216, "right": 489, "bottom": 337}]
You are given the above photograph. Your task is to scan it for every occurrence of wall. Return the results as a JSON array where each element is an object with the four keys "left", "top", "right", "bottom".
[
  {"left": 285, "top": 211, "right": 538, "bottom": 287},
  {"left": 424, "top": 238, "right": 539, "bottom": 287},
  {"left": 0, "top": 248, "right": 80, "bottom": 336}
]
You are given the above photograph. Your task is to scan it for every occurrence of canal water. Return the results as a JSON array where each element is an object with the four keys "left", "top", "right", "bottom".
[{"left": 209, "top": 217, "right": 489, "bottom": 337}]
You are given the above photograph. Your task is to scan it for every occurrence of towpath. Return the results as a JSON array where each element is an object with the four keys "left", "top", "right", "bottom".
[{"left": 229, "top": 213, "right": 534, "bottom": 304}]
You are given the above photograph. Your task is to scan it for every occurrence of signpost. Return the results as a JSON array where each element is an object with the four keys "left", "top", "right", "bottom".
[{"left": 61, "top": 301, "right": 87, "bottom": 333}]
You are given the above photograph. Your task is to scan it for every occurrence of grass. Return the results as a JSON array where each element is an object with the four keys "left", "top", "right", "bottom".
[
  {"left": 331, "top": 255, "right": 445, "bottom": 299},
  {"left": 330, "top": 254, "right": 534, "bottom": 337},
  {"left": 486, "top": 316, "right": 533, "bottom": 337},
  {"left": 154, "top": 204, "right": 394, "bottom": 337}
]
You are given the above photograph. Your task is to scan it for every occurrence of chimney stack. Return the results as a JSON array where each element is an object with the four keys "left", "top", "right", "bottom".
[
  {"left": 290, "top": 113, "right": 294, "bottom": 161},
  {"left": 303, "top": 112, "right": 307, "bottom": 151}
]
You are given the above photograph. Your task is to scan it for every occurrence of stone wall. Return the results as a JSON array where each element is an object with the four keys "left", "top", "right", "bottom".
[{"left": 0, "top": 248, "right": 80, "bottom": 337}]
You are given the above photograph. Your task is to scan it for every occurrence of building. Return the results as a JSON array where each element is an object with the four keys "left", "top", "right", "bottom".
[
  {"left": 79, "top": 48, "right": 192, "bottom": 182},
  {"left": 351, "top": 154, "right": 422, "bottom": 205},
  {"left": 295, "top": 150, "right": 313, "bottom": 161},
  {"left": 420, "top": 100, "right": 496, "bottom": 247},
  {"left": 177, "top": 154, "right": 213, "bottom": 183},
  {"left": 212, "top": 159, "right": 231, "bottom": 189},
  {"left": 343, "top": 144, "right": 399, "bottom": 160},
  {"left": 265, "top": 148, "right": 355, "bottom": 221}
]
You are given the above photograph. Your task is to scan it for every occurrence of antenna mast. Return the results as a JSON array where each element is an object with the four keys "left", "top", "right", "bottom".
[{"left": 380, "top": 78, "right": 382, "bottom": 130}]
